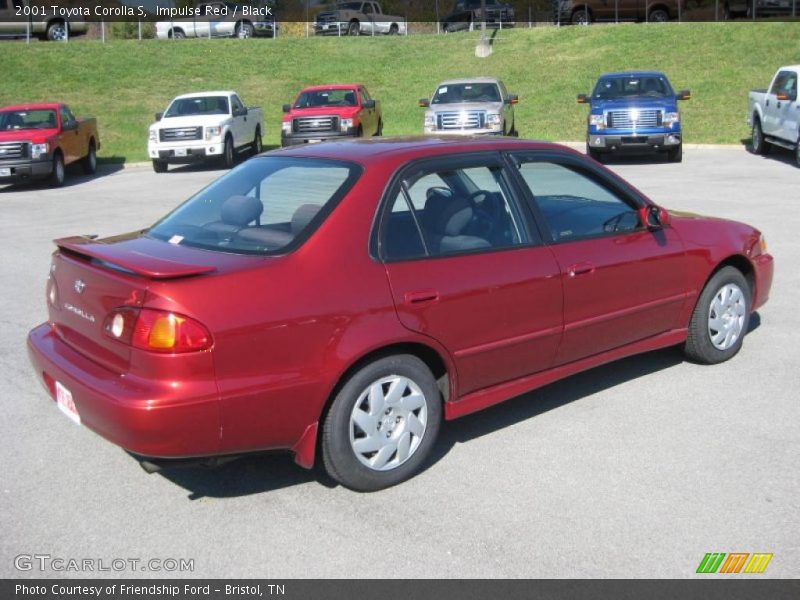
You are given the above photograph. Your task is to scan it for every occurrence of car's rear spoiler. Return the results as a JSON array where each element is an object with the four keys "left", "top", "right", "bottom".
[{"left": 54, "top": 236, "right": 216, "bottom": 280}]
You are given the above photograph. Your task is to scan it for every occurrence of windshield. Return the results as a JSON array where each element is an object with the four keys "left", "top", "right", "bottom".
[
  {"left": 164, "top": 96, "right": 229, "bottom": 118},
  {"left": 593, "top": 75, "right": 673, "bottom": 99},
  {"left": 432, "top": 83, "right": 502, "bottom": 104},
  {"left": 294, "top": 89, "right": 358, "bottom": 108},
  {"left": 0, "top": 109, "right": 57, "bottom": 131},
  {"left": 148, "top": 157, "right": 361, "bottom": 255}
]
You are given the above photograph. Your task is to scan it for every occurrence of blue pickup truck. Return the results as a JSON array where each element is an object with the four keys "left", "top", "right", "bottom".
[{"left": 578, "top": 71, "right": 690, "bottom": 163}]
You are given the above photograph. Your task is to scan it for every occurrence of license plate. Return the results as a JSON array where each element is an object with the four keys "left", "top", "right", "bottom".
[
  {"left": 0, "top": 168, "right": 10, "bottom": 177},
  {"left": 174, "top": 148, "right": 188, "bottom": 157},
  {"left": 55, "top": 381, "right": 81, "bottom": 425}
]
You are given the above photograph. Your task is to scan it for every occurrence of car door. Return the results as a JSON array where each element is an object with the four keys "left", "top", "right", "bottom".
[
  {"left": 378, "top": 153, "right": 563, "bottom": 396},
  {"left": 774, "top": 70, "right": 799, "bottom": 143},
  {"left": 58, "top": 106, "right": 80, "bottom": 164},
  {"left": 764, "top": 71, "right": 791, "bottom": 137},
  {"left": 509, "top": 151, "right": 688, "bottom": 366},
  {"left": 229, "top": 94, "right": 247, "bottom": 146},
  {"left": 358, "top": 87, "right": 376, "bottom": 135}
]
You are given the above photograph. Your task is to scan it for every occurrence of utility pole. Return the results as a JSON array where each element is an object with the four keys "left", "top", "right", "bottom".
[{"left": 475, "top": 0, "right": 491, "bottom": 57}]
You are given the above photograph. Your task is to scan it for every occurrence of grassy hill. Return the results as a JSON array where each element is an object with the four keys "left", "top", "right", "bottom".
[{"left": 3, "top": 23, "right": 799, "bottom": 162}]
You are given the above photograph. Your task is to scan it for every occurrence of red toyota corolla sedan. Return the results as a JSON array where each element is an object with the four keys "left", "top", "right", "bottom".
[{"left": 27, "top": 137, "right": 773, "bottom": 491}]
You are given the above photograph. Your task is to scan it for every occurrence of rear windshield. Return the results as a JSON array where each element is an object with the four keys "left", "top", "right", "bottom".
[
  {"left": 432, "top": 83, "right": 501, "bottom": 104},
  {"left": 165, "top": 96, "right": 229, "bottom": 118},
  {"left": 593, "top": 76, "right": 673, "bottom": 99},
  {"left": 294, "top": 89, "right": 358, "bottom": 108},
  {"left": 148, "top": 157, "right": 361, "bottom": 255},
  {"left": 0, "top": 109, "right": 57, "bottom": 130}
]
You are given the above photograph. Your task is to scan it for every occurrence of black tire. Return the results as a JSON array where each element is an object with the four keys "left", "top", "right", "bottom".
[
  {"left": 49, "top": 152, "right": 65, "bottom": 187},
  {"left": 667, "top": 143, "right": 683, "bottom": 163},
  {"left": 252, "top": 128, "right": 263, "bottom": 155},
  {"left": 356, "top": 125, "right": 364, "bottom": 138},
  {"left": 649, "top": 8, "right": 669, "bottom": 21},
  {"left": 587, "top": 145, "right": 604, "bottom": 162},
  {"left": 348, "top": 20, "right": 360, "bottom": 36},
  {"left": 571, "top": 8, "right": 591, "bottom": 24},
  {"left": 388, "top": 23, "right": 399, "bottom": 35},
  {"left": 684, "top": 266, "right": 751, "bottom": 365},
  {"left": 321, "top": 354, "right": 442, "bottom": 492},
  {"left": 171, "top": 29, "right": 185, "bottom": 39},
  {"left": 795, "top": 136, "right": 800, "bottom": 168},
  {"left": 236, "top": 21, "right": 254, "bottom": 38},
  {"left": 376, "top": 120, "right": 383, "bottom": 136},
  {"left": 82, "top": 140, "right": 97, "bottom": 175},
  {"left": 46, "top": 21, "right": 67, "bottom": 41},
  {"left": 750, "top": 118, "right": 770, "bottom": 155},
  {"left": 152, "top": 159, "right": 168, "bottom": 173},
  {"left": 222, "top": 135, "right": 235, "bottom": 169}
]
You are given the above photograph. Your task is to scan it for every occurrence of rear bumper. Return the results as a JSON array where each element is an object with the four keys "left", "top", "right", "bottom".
[
  {"left": 0, "top": 157, "right": 52, "bottom": 183},
  {"left": 27, "top": 323, "right": 221, "bottom": 459},
  {"left": 587, "top": 131, "right": 682, "bottom": 153},
  {"left": 752, "top": 253, "right": 774, "bottom": 311}
]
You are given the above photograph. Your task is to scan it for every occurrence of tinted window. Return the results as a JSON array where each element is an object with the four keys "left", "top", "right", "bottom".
[
  {"left": 165, "top": 96, "right": 229, "bottom": 118},
  {"left": 148, "top": 157, "right": 360, "bottom": 255},
  {"left": 0, "top": 109, "right": 56, "bottom": 130},
  {"left": 230, "top": 95, "right": 243, "bottom": 112},
  {"left": 593, "top": 75, "right": 673, "bottom": 99},
  {"left": 382, "top": 162, "right": 527, "bottom": 261},
  {"left": 516, "top": 161, "right": 641, "bottom": 242},
  {"left": 294, "top": 89, "right": 358, "bottom": 108},
  {"left": 432, "top": 83, "right": 502, "bottom": 104}
]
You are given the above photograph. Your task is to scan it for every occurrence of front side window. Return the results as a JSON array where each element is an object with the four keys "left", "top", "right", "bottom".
[
  {"left": 164, "top": 96, "right": 229, "bottom": 118},
  {"left": 516, "top": 161, "right": 641, "bottom": 242},
  {"left": 148, "top": 157, "right": 360, "bottom": 255},
  {"left": 381, "top": 161, "right": 527, "bottom": 261},
  {"left": 432, "top": 83, "right": 502, "bottom": 105}
]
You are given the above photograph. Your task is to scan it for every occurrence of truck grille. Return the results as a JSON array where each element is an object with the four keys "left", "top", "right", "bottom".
[
  {"left": 293, "top": 116, "right": 338, "bottom": 133},
  {"left": 316, "top": 14, "right": 336, "bottom": 23},
  {"left": 0, "top": 142, "right": 29, "bottom": 160},
  {"left": 606, "top": 109, "right": 662, "bottom": 129},
  {"left": 159, "top": 127, "right": 203, "bottom": 142},
  {"left": 437, "top": 111, "right": 486, "bottom": 130}
]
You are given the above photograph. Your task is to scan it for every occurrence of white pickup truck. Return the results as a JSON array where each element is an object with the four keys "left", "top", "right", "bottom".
[
  {"left": 148, "top": 91, "right": 264, "bottom": 173},
  {"left": 748, "top": 65, "right": 800, "bottom": 166}
]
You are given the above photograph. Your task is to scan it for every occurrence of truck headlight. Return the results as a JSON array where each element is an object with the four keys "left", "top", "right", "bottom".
[
  {"left": 148, "top": 129, "right": 157, "bottom": 142},
  {"left": 663, "top": 112, "right": 680, "bottom": 126},
  {"left": 424, "top": 115, "right": 435, "bottom": 130},
  {"left": 589, "top": 114, "right": 605, "bottom": 130},
  {"left": 205, "top": 126, "right": 222, "bottom": 140},
  {"left": 340, "top": 118, "right": 354, "bottom": 132},
  {"left": 486, "top": 113, "right": 502, "bottom": 127},
  {"left": 281, "top": 121, "right": 292, "bottom": 134},
  {"left": 31, "top": 143, "right": 49, "bottom": 159}
]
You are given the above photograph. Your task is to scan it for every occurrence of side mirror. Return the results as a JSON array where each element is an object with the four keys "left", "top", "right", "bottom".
[
  {"left": 775, "top": 91, "right": 790, "bottom": 101},
  {"left": 418, "top": 98, "right": 430, "bottom": 108},
  {"left": 362, "top": 99, "right": 376, "bottom": 109},
  {"left": 155, "top": 112, "right": 163, "bottom": 121},
  {"left": 233, "top": 107, "right": 247, "bottom": 117},
  {"left": 282, "top": 104, "right": 291, "bottom": 113},
  {"left": 639, "top": 205, "right": 670, "bottom": 230},
  {"left": 506, "top": 94, "right": 519, "bottom": 105},
  {"left": 677, "top": 89, "right": 691, "bottom": 101},
  {"left": 62, "top": 120, "right": 77, "bottom": 131},
  {"left": 577, "top": 94, "right": 589, "bottom": 104}
]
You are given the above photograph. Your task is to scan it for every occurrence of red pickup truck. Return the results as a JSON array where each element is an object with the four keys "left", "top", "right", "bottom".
[
  {"left": 0, "top": 103, "right": 99, "bottom": 187},
  {"left": 281, "top": 84, "right": 382, "bottom": 147}
]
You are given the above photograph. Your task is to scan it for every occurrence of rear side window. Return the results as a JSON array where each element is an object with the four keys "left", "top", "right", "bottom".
[
  {"left": 381, "top": 161, "right": 528, "bottom": 261},
  {"left": 516, "top": 161, "right": 641, "bottom": 242},
  {"left": 148, "top": 157, "right": 360, "bottom": 255}
]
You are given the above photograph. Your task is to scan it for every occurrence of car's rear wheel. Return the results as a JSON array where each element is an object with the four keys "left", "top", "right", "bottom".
[
  {"left": 667, "top": 143, "right": 683, "bottom": 163},
  {"left": 649, "top": 8, "right": 669, "bottom": 21},
  {"left": 389, "top": 23, "right": 399, "bottom": 35},
  {"left": 751, "top": 119, "right": 770, "bottom": 155},
  {"left": 152, "top": 159, "right": 168, "bottom": 173},
  {"left": 236, "top": 21, "right": 254, "bottom": 39},
  {"left": 171, "top": 29, "right": 185, "bottom": 39},
  {"left": 46, "top": 21, "right": 67, "bottom": 41},
  {"left": 571, "top": 8, "right": 591, "bottom": 24},
  {"left": 348, "top": 20, "right": 360, "bottom": 36},
  {"left": 321, "top": 355, "right": 442, "bottom": 492},
  {"left": 684, "top": 266, "right": 751, "bottom": 364},
  {"left": 50, "top": 152, "right": 65, "bottom": 187},
  {"left": 82, "top": 141, "right": 97, "bottom": 175}
]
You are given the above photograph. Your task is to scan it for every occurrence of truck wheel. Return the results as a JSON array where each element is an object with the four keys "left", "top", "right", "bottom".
[
  {"left": 667, "top": 143, "right": 683, "bottom": 163},
  {"left": 222, "top": 136, "right": 235, "bottom": 169},
  {"left": 348, "top": 20, "right": 360, "bottom": 36},
  {"left": 648, "top": 8, "right": 669, "bottom": 21},
  {"left": 587, "top": 145, "right": 604, "bottom": 162},
  {"left": 171, "top": 29, "right": 185, "bottom": 39},
  {"left": 388, "top": 23, "right": 399, "bottom": 35},
  {"left": 684, "top": 267, "right": 750, "bottom": 365},
  {"left": 376, "top": 120, "right": 383, "bottom": 136},
  {"left": 50, "top": 152, "right": 65, "bottom": 187},
  {"left": 252, "top": 128, "right": 263, "bottom": 155},
  {"left": 46, "top": 21, "right": 67, "bottom": 41},
  {"left": 571, "top": 8, "right": 591, "bottom": 24},
  {"left": 321, "top": 354, "right": 442, "bottom": 492},
  {"left": 356, "top": 125, "right": 364, "bottom": 138},
  {"left": 236, "top": 21, "right": 254, "bottom": 39},
  {"left": 82, "top": 141, "right": 97, "bottom": 175},
  {"left": 750, "top": 119, "right": 770, "bottom": 155},
  {"left": 152, "top": 160, "right": 168, "bottom": 173}
]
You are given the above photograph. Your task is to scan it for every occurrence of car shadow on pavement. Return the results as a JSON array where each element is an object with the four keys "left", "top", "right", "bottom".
[
  {"left": 739, "top": 138, "right": 798, "bottom": 167},
  {"left": 156, "top": 313, "right": 762, "bottom": 499},
  {"left": 599, "top": 153, "right": 672, "bottom": 166},
  {"left": 0, "top": 158, "right": 126, "bottom": 193}
]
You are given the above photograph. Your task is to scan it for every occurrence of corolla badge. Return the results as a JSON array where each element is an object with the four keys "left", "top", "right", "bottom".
[
  {"left": 74, "top": 279, "right": 86, "bottom": 294},
  {"left": 63, "top": 303, "right": 96, "bottom": 323}
]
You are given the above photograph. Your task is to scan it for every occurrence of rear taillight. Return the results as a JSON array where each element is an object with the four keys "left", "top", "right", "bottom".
[{"left": 104, "top": 308, "right": 212, "bottom": 353}]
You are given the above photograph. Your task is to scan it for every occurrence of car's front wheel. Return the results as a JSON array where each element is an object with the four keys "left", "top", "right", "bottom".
[
  {"left": 667, "top": 143, "right": 683, "bottom": 163},
  {"left": 49, "top": 152, "right": 65, "bottom": 187},
  {"left": 684, "top": 266, "right": 751, "bottom": 364},
  {"left": 222, "top": 135, "right": 235, "bottom": 169},
  {"left": 321, "top": 355, "right": 442, "bottom": 492},
  {"left": 152, "top": 160, "right": 168, "bottom": 173}
]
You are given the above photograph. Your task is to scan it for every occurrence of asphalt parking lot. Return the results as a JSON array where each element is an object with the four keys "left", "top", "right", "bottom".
[{"left": 1, "top": 146, "right": 797, "bottom": 579}]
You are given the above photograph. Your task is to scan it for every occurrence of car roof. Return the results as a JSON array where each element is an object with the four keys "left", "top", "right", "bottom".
[
  {"left": 598, "top": 71, "right": 668, "bottom": 79},
  {"left": 298, "top": 84, "right": 363, "bottom": 92},
  {"left": 173, "top": 91, "right": 236, "bottom": 100},
  {"left": 436, "top": 77, "right": 503, "bottom": 86},
  {"left": 1, "top": 103, "right": 62, "bottom": 111},
  {"left": 269, "top": 136, "right": 579, "bottom": 168}
]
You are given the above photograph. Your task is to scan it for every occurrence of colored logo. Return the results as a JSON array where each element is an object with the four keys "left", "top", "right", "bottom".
[{"left": 696, "top": 553, "right": 773, "bottom": 574}]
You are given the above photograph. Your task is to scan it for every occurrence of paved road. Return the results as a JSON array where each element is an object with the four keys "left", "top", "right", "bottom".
[{"left": 1, "top": 147, "right": 797, "bottom": 579}]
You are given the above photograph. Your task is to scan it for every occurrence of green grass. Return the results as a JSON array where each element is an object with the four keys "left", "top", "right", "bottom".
[{"left": 3, "top": 23, "right": 799, "bottom": 162}]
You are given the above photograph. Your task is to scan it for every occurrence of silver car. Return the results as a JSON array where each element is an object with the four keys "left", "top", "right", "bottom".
[{"left": 419, "top": 77, "right": 519, "bottom": 137}]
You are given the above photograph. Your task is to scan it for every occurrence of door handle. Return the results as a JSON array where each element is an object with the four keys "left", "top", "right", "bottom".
[
  {"left": 404, "top": 290, "right": 439, "bottom": 306},
  {"left": 766, "top": 99, "right": 770, "bottom": 107},
  {"left": 567, "top": 262, "right": 595, "bottom": 277}
]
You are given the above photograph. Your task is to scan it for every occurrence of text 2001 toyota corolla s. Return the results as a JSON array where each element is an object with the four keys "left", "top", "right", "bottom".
[{"left": 27, "top": 137, "right": 774, "bottom": 491}]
